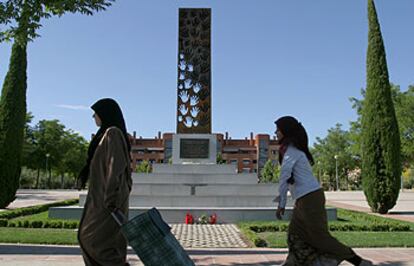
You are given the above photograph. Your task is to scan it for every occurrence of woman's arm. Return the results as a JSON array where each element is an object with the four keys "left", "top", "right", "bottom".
[{"left": 278, "top": 146, "right": 299, "bottom": 209}]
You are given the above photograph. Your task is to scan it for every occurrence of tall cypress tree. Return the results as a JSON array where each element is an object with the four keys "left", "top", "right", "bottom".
[
  {"left": 0, "top": 41, "right": 27, "bottom": 208},
  {"left": 361, "top": 0, "right": 401, "bottom": 214},
  {"left": 0, "top": 0, "right": 113, "bottom": 208}
]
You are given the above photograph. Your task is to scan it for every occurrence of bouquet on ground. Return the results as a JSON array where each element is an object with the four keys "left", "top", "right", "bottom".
[{"left": 185, "top": 213, "right": 217, "bottom": 224}]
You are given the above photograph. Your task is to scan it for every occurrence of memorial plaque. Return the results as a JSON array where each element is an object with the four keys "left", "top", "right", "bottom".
[{"left": 180, "top": 139, "right": 209, "bottom": 159}]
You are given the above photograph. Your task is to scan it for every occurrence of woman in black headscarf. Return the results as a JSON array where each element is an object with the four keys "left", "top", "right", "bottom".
[
  {"left": 78, "top": 98, "right": 132, "bottom": 266},
  {"left": 275, "top": 116, "right": 372, "bottom": 266}
]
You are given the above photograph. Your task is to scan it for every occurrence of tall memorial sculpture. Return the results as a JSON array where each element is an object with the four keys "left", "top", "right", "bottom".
[{"left": 174, "top": 8, "right": 215, "bottom": 164}]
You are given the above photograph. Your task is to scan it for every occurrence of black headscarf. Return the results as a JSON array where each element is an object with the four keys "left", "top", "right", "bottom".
[
  {"left": 275, "top": 116, "right": 314, "bottom": 166},
  {"left": 77, "top": 98, "right": 131, "bottom": 189}
]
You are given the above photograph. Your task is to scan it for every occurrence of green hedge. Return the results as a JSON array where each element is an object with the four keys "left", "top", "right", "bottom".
[
  {"left": 238, "top": 224, "right": 267, "bottom": 247},
  {"left": 0, "top": 199, "right": 78, "bottom": 220},
  {"left": 1, "top": 219, "right": 79, "bottom": 229},
  {"left": 247, "top": 222, "right": 411, "bottom": 233}
]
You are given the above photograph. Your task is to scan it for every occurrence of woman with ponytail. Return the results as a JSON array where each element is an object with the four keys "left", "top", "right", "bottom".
[
  {"left": 275, "top": 116, "right": 372, "bottom": 266},
  {"left": 77, "top": 98, "right": 132, "bottom": 266}
]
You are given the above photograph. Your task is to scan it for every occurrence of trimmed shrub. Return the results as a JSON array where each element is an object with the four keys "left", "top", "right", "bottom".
[
  {"left": 0, "top": 219, "right": 8, "bottom": 227},
  {"left": 254, "top": 238, "right": 268, "bottom": 247},
  {"left": 0, "top": 199, "right": 78, "bottom": 220},
  {"left": 30, "top": 221, "right": 43, "bottom": 228}
]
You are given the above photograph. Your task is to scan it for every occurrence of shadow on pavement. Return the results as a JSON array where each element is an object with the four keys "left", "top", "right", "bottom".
[
  {"left": 0, "top": 245, "right": 81, "bottom": 255},
  {"left": 378, "top": 262, "right": 414, "bottom": 266}
]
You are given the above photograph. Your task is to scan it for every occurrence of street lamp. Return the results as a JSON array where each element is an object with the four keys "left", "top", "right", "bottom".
[
  {"left": 334, "top": 155, "right": 339, "bottom": 191},
  {"left": 45, "top": 153, "right": 50, "bottom": 188}
]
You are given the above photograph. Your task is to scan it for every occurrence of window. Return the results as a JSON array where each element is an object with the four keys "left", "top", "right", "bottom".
[
  {"left": 242, "top": 159, "right": 250, "bottom": 165},
  {"left": 230, "top": 160, "right": 238, "bottom": 165}
]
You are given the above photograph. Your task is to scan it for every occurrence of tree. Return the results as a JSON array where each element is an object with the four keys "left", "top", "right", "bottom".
[
  {"left": 33, "top": 120, "right": 66, "bottom": 188},
  {"left": 260, "top": 159, "right": 280, "bottom": 183},
  {"left": 0, "top": 30, "right": 28, "bottom": 207},
  {"left": 351, "top": 84, "right": 414, "bottom": 168},
  {"left": 57, "top": 130, "right": 88, "bottom": 188},
  {"left": 394, "top": 85, "right": 414, "bottom": 168},
  {"left": 0, "top": 0, "right": 114, "bottom": 208},
  {"left": 136, "top": 160, "right": 152, "bottom": 173},
  {"left": 361, "top": 0, "right": 401, "bottom": 214},
  {"left": 312, "top": 124, "right": 359, "bottom": 190},
  {"left": 20, "top": 117, "right": 89, "bottom": 188},
  {"left": 1, "top": 1, "right": 114, "bottom": 43}
]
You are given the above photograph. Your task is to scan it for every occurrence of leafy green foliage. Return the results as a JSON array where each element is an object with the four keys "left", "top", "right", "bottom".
[
  {"left": 312, "top": 124, "right": 360, "bottom": 190},
  {"left": 135, "top": 160, "right": 152, "bottom": 173},
  {"left": 0, "top": 0, "right": 114, "bottom": 43},
  {"left": 0, "top": 42, "right": 27, "bottom": 208},
  {"left": 260, "top": 159, "right": 280, "bottom": 183},
  {"left": 19, "top": 118, "right": 88, "bottom": 189},
  {"left": 351, "top": 85, "right": 414, "bottom": 170},
  {"left": 361, "top": 0, "right": 401, "bottom": 214}
]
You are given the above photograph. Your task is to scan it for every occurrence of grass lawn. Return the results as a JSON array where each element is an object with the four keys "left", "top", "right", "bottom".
[
  {"left": 260, "top": 231, "right": 414, "bottom": 248},
  {"left": 238, "top": 208, "right": 414, "bottom": 248},
  {"left": 0, "top": 227, "right": 77, "bottom": 245}
]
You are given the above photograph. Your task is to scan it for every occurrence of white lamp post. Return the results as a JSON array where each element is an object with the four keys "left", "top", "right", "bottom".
[
  {"left": 334, "top": 155, "right": 339, "bottom": 191},
  {"left": 46, "top": 153, "right": 50, "bottom": 188}
]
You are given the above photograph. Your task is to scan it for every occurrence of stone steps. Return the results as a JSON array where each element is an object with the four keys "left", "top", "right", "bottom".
[
  {"left": 133, "top": 173, "right": 258, "bottom": 184},
  {"left": 79, "top": 195, "right": 280, "bottom": 207},
  {"left": 51, "top": 163, "right": 337, "bottom": 223},
  {"left": 152, "top": 164, "right": 237, "bottom": 174},
  {"left": 127, "top": 184, "right": 278, "bottom": 196}
]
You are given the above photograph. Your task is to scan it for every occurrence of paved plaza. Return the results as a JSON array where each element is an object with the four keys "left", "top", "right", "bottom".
[{"left": 325, "top": 190, "right": 414, "bottom": 222}]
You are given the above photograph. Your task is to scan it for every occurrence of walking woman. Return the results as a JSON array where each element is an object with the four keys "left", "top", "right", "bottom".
[
  {"left": 275, "top": 116, "right": 373, "bottom": 266},
  {"left": 77, "top": 98, "right": 132, "bottom": 266}
]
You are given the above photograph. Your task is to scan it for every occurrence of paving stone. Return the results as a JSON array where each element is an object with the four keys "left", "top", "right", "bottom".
[{"left": 171, "top": 224, "right": 249, "bottom": 248}]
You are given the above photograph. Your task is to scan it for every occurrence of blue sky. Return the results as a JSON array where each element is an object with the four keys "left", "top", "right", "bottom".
[{"left": 0, "top": 0, "right": 413, "bottom": 145}]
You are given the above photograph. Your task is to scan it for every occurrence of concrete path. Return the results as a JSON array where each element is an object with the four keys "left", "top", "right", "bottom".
[
  {"left": 325, "top": 191, "right": 414, "bottom": 222},
  {"left": 0, "top": 244, "right": 413, "bottom": 265},
  {"left": 1, "top": 190, "right": 80, "bottom": 210}
]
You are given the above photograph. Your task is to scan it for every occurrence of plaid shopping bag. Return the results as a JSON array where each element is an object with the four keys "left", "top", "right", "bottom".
[{"left": 112, "top": 208, "right": 195, "bottom": 266}]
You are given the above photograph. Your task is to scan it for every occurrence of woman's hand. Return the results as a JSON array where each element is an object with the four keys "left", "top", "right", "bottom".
[{"left": 276, "top": 207, "right": 285, "bottom": 220}]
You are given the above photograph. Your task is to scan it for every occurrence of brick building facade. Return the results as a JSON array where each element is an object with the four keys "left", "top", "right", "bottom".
[{"left": 129, "top": 131, "right": 279, "bottom": 175}]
